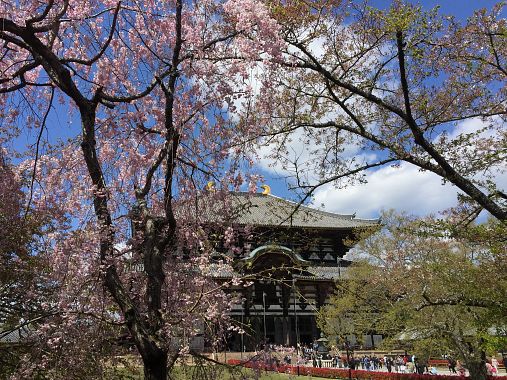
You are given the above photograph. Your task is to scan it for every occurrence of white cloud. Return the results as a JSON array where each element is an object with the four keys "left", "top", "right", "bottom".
[
  {"left": 255, "top": 111, "right": 506, "bottom": 219},
  {"left": 434, "top": 116, "right": 503, "bottom": 143},
  {"left": 255, "top": 126, "right": 366, "bottom": 182},
  {"left": 312, "top": 162, "right": 460, "bottom": 218}
]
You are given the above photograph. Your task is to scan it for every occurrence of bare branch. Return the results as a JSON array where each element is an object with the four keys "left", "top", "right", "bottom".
[
  {"left": 97, "top": 70, "right": 171, "bottom": 103},
  {"left": 417, "top": 291, "right": 504, "bottom": 311}
]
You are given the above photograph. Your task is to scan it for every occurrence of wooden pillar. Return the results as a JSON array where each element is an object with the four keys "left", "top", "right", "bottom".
[
  {"left": 316, "top": 283, "right": 325, "bottom": 308},
  {"left": 244, "top": 286, "right": 252, "bottom": 317},
  {"left": 311, "top": 314, "right": 318, "bottom": 341},
  {"left": 275, "top": 317, "right": 283, "bottom": 344},
  {"left": 281, "top": 282, "right": 290, "bottom": 345},
  {"left": 282, "top": 317, "right": 289, "bottom": 345},
  {"left": 312, "top": 283, "right": 320, "bottom": 340},
  {"left": 251, "top": 317, "right": 261, "bottom": 347}
]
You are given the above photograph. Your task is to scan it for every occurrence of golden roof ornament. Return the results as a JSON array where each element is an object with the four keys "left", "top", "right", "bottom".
[{"left": 205, "top": 181, "right": 216, "bottom": 191}]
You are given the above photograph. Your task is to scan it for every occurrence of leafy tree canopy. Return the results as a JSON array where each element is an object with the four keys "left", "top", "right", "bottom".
[{"left": 320, "top": 211, "right": 507, "bottom": 380}]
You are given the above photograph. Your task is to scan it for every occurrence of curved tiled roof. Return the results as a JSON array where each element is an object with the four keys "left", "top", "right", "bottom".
[
  {"left": 229, "top": 192, "right": 379, "bottom": 229},
  {"left": 242, "top": 244, "right": 309, "bottom": 264},
  {"left": 0, "top": 325, "right": 30, "bottom": 344},
  {"left": 207, "top": 263, "right": 348, "bottom": 281},
  {"left": 295, "top": 265, "right": 349, "bottom": 281},
  {"left": 205, "top": 263, "right": 237, "bottom": 279}
]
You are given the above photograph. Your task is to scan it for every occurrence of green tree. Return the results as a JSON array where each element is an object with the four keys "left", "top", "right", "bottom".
[
  {"left": 320, "top": 211, "right": 507, "bottom": 380},
  {"left": 258, "top": 1, "right": 506, "bottom": 220}
]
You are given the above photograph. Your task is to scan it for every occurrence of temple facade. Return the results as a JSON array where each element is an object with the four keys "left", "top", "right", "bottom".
[{"left": 209, "top": 192, "right": 379, "bottom": 351}]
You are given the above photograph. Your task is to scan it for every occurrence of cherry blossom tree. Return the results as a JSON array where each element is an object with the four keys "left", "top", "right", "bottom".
[
  {"left": 253, "top": 1, "right": 506, "bottom": 221},
  {"left": 0, "top": 154, "right": 55, "bottom": 377},
  {"left": 0, "top": 152, "right": 53, "bottom": 324},
  {"left": 0, "top": 1, "right": 281, "bottom": 379}
]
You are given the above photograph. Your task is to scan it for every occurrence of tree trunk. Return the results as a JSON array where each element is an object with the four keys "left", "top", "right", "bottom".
[
  {"left": 467, "top": 360, "right": 487, "bottom": 380},
  {"left": 142, "top": 348, "right": 168, "bottom": 380}
]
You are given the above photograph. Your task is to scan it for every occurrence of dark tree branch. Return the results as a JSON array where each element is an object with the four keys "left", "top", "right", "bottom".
[
  {"left": 486, "top": 31, "right": 507, "bottom": 77},
  {"left": 272, "top": 158, "right": 395, "bottom": 228},
  {"left": 26, "top": 0, "right": 55, "bottom": 25},
  {"left": 417, "top": 291, "right": 503, "bottom": 311},
  {"left": 395, "top": 30, "right": 507, "bottom": 221},
  {"left": 62, "top": 2, "right": 122, "bottom": 66},
  {"left": 26, "top": 0, "right": 70, "bottom": 33},
  {"left": 137, "top": 143, "right": 168, "bottom": 199},
  {"left": 97, "top": 70, "right": 171, "bottom": 103},
  {"left": 25, "top": 86, "right": 55, "bottom": 216}
]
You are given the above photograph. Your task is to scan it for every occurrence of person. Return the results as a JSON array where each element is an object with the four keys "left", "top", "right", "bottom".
[
  {"left": 400, "top": 359, "right": 407, "bottom": 373},
  {"left": 364, "top": 356, "right": 370, "bottom": 371},
  {"left": 456, "top": 359, "right": 466, "bottom": 376},
  {"left": 486, "top": 359, "right": 495, "bottom": 376},
  {"left": 394, "top": 356, "right": 402, "bottom": 372},
  {"left": 415, "top": 357, "right": 425, "bottom": 374},
  {"left": 401, "top": 355, "right": 409, "bottom": 373},
  {"left": 386, "top": 357, "right": 393, "bottom": 373},
  {"left": 492, "top": 357, "right": 499, "bottom": 375},
  {"left": 429, "top": 366, "right": 438, "bottom": 375},
  {"left": 448, "top": 357, "right": 457, "bottom": 373},
  {"left": 406, "top": 360, "right": 415, "bottom": 373}
]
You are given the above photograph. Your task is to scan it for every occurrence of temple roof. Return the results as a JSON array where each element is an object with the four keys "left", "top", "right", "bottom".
[
  {"left": 207, "top": 263, "right": 348, "bottom": 281},
  {"left": 242, "top": 244, "right": 309, "bottom": 266},
  {"left": 296, "top": 265, "right": 348, "bottom": 281},
  {"left": 228, "top": 192, "right": 379, "bottom": 230},
  {"left": 0, "top": 325, "right": 30, "bottom": 344}
]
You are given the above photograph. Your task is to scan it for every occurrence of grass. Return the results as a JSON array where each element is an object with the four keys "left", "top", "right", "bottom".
[
  {"left": 171, "top": 365, "right": 296, "bottom": 379},
  {"left": 110, "top": 364, "right": 297, "bottom": 379}
]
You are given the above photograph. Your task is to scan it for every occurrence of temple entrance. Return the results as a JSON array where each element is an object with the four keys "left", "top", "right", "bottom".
[
  {"left": 218, "top": 245, "right": 330, "bottom": 351},
  {"left": 226, "top": 315, "right": 319, "bottom": 351}
]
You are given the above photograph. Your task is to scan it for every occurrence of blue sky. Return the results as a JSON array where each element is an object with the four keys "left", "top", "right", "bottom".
[{"left": 371, "top": 0, "right": 504, "bottom": 17}]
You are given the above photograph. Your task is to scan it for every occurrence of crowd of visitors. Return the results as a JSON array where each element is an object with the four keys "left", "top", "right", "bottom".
[
  {"left": 278, "top": 344, "right": 432, "bottom": 375},
  {"left": 447, "top": 355, "right": 506, "bottom": 376},
  {"left": 255, "top": 342, "right": 507, "bottom": 376},
  {"left": 325, "top": 354, "right": 433, "bottom": 374}
]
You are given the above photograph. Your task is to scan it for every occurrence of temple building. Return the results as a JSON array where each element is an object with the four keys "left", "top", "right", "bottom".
[{"left": 208, "top": 191, "right": 379, "bottom": 351}]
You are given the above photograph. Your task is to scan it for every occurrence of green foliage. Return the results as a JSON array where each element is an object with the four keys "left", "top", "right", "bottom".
[{"left": 320, "top": 211, "right": 506, "bottom": 379}]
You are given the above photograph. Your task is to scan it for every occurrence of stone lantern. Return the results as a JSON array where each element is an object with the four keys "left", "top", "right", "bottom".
[{"left": 316, "top": 333, "right": 329, "bottom": 356}]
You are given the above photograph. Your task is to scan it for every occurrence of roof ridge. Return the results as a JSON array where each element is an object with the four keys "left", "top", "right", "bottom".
[{"left": 232, "top": 191, "right": 379, "bottom": 222}]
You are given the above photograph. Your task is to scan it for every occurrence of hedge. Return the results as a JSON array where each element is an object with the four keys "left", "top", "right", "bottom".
[{"left": 226, "top": 359, "right": 507, "bottom": 380}]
